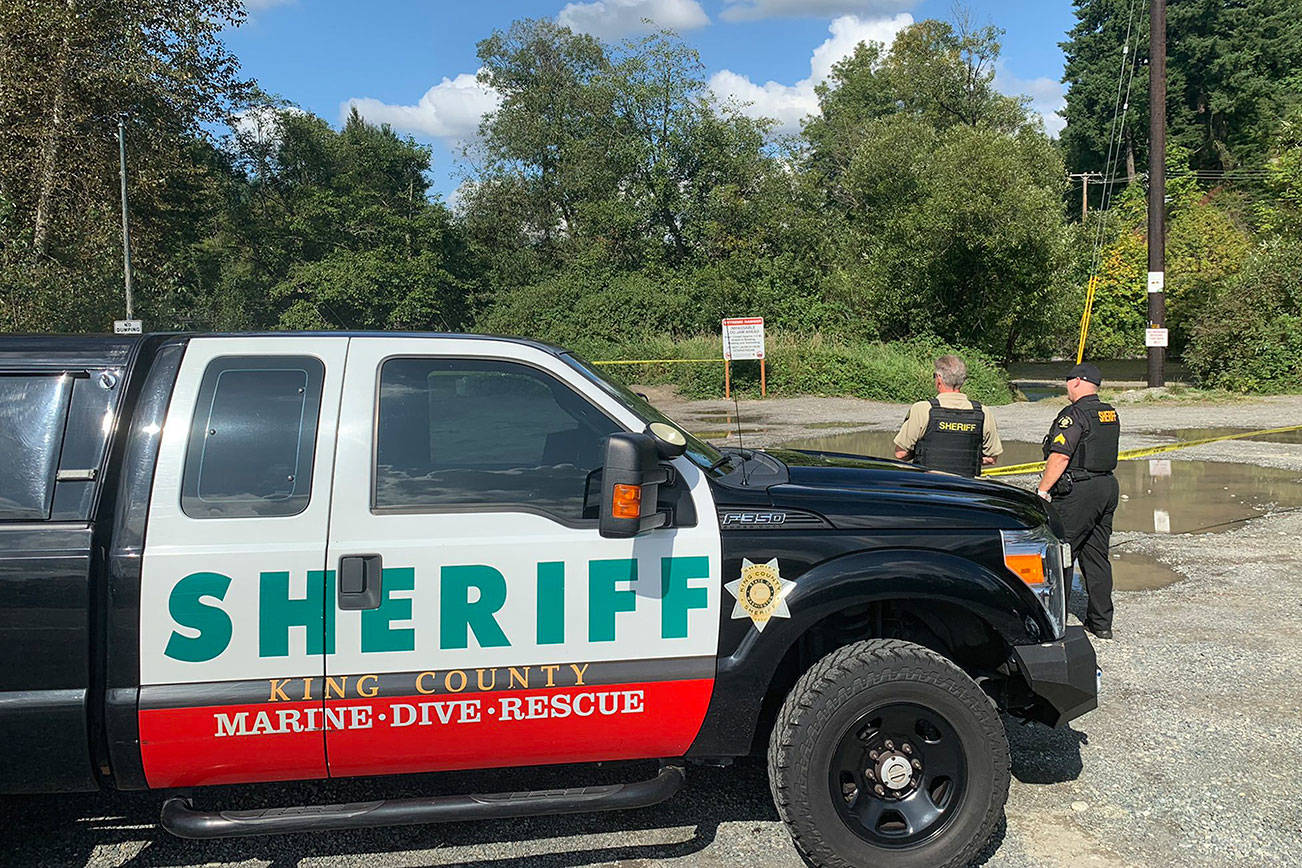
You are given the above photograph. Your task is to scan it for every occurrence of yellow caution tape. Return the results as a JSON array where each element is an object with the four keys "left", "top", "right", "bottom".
[
  {"left": 592, "top": 358, "right": 725, "bottom": 366},
  {"left": 982, "top": 423, "right": 1302, "bottom": 478}
]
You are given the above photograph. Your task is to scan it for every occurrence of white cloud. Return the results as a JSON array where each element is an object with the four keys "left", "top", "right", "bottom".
[
  {"left": 343, "top": 72, "right": 501, "bottom": 143},
  {"left": 721, "top": 0, "right": 915, "bottom": 22},
  {"left": 557, "top": 0, "right": 709, "bottom": 40},
  {"left": 243, "top": 0, "right": 295, "bottom": 11},
  {"left": 994, "top": 65, "right": 1067, "bottom": 137},
  {"left": 709, "top": 13, "right": 912, "bottom": 134},
  {"left": 231, "top": 105, "right": 304, "bottom": 146}
]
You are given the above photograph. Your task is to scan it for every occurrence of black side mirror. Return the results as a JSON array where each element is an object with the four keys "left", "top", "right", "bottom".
[{"left": 599, "top": 433, "right": 670, "bottom": 538}]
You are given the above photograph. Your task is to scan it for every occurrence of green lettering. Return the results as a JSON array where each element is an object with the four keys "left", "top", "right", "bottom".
[
  {"left": 661, "top": 556, "right": 710, "bottom": 639},
  {"left": 440, "top": 565, "right": 509, "bottom": 649},
  {"left": 164, "top": 571, "right": 233, "bottom": 662},
  {"left": 259, "top": 570, "right": 334, "bottom": 658},
  {"left": 589, "top": 558, "right": 637, "bottom": 642},
  {"left": 536, "top": 561, "right": 565, "bottom": 645},
  {"left": 361, "top": 567, "right": 416, "bottom": 653}
]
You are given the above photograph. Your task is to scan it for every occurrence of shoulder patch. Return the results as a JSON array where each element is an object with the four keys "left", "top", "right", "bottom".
[
  {"left": 1058, "top": 416, "right": 1073, "bottom": 428},
  {"left": 1053, "top": 433, "right": 1068, "bottom": 445}
]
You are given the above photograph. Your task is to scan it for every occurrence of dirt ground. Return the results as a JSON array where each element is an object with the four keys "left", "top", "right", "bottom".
[{"left": 3, "top": 389, "right": 1301, "bottom": 867}]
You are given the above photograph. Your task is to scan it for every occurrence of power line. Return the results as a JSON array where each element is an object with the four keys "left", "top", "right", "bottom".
[{"left": 1076, "top": 0, "right": 1144, "bottom": 365}]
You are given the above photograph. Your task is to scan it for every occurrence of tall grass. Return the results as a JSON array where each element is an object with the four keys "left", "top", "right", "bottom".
[{"left": 566, "top": 334, "right": 1014, "bottom": 404}]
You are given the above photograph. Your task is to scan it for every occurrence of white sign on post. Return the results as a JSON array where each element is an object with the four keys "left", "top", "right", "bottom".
[
  {"left": 722, "top": 317, "right": 765, "bottom": 360},
  {"left": 113, "top": 319, "right": 143, "bottom": 335},
  {"left": 1145, "top": 327, "right": 1169, "bottom": 348}
]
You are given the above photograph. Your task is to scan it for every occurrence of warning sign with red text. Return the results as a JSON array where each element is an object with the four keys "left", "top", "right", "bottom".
[{"left": 722, "top": 317, "right": 765, "bottom": 360}]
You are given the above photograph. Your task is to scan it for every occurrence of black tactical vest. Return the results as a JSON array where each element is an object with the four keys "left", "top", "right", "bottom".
[
  {"left": 914, "top": 397, "right": 984, "bottom": 477},
  {"left": 1042, "top": 395, "right": 1120, "bottom": 474}
]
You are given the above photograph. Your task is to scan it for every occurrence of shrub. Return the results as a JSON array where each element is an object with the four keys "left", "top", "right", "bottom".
[
  {"left": 1186, "top": 241, "right": 1302, "bottom": 392},
  {"left": 564, "top": 333, "right": 1014, "bottom": 403}
]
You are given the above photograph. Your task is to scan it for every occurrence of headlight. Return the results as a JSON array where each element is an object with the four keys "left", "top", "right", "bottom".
[{"left": 1001, "top": 526, "right": 1067, "bottom": 640}]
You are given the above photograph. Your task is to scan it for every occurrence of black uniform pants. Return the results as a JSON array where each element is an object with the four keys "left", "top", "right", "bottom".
[{"left": 1052, "top": 474, "right": 1119, "bottom": 631}]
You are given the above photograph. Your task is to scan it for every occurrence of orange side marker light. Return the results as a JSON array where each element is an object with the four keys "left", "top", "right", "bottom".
[
  {"left": 612, "top": 484, "right": 642, "bottom": 518},
  {"left": 1004, "top": 552, "right": 1045, "bottom": 586}
]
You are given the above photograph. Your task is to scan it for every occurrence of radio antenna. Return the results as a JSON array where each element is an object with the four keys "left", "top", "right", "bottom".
[{"left": 732, "top": 387, "right": 750, "bottom": 485}]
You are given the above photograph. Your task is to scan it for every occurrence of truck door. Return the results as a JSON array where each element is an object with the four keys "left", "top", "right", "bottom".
[
  {"left": 323, "top": 338, "right": 721, "bottom": 778},
  {"left": 138, "top": 337, "right": 347, "bottom": 787}
]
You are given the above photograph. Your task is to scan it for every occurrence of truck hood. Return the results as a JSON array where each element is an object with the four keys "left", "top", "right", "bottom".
[{"left": 760, "top": 448, "right": 1050, "bottom": 531}]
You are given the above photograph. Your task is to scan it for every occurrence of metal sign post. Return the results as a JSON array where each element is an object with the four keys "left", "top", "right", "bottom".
[
  {"left": 722, "top": 317, "right": 766, "bottom": 399},
  {"left": 118, "top": 115, "right": 135, "bottom": 322}
]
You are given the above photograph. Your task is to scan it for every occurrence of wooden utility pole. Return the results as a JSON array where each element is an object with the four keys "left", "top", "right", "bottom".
[
  {"left": 1069, "top": 172, "right": 1103, "bottom": 220},
  {"left": 1146, "top": 0, "right": 1166, "bottom": 387}
]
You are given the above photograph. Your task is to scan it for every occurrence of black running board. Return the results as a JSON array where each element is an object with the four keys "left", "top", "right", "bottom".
[{"left": 159, "top": 764, "right": 686, "bottom": 839}]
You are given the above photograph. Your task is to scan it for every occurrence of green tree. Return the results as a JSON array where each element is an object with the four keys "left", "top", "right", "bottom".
[
  {"left": 171, "top": 108, "right": 473, "bottom": 331},
  {"left": 464, "top": 21, "right": 775, "bottom": 284},
  {"left": 1255, "top": 105, "right": 1302, "bottom": 239},
  {"left": 1187, "top": 240, "right": 1302, "bottom": 390},
  {"left": 1078, "top": 157, "right": 1252, "bottom": 358},
  {"left": 1061, "top": 0, "right": 1302, "bottom": 175},
  {"left": 801, "top": 18, "right": 1066, "bottom": 360},
  {"left": 464, "top": 19, "right": 611, "bottom": 273},
  {"left": 1059, "top": 0, "right": 1146, "bottom": 181},
  {"left": 836, "top": 117, "right": 1070, "bottom": 360},
  {"left": 807, "top": 18, "right": 1029, "bottom": 186},
  {"left": 0, "top": 0, "right": 250, "bottom": 331}
]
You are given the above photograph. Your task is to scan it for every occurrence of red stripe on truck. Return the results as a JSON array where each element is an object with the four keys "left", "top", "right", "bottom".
[{"left": 138, "top": 678, "right": 714, "bottom": 787}]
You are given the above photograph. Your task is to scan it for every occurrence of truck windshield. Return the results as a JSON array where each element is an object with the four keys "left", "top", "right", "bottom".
[{"left": 560, "top": 354, "right": 728, "bottom": 476}]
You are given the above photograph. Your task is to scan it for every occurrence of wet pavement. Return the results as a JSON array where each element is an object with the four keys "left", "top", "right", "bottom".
[{"left": 766, "top": 428, "right": 1302, "bottom": 593}]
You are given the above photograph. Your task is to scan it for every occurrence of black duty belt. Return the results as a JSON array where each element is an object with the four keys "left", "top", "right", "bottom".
[{"left": 1068, "top": 469, "right": 1114, "bottom": 481}]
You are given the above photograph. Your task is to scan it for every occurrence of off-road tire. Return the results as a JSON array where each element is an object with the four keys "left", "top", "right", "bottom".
[{"left": 768, "top": 639, "right": 1010, "bottom": 868}]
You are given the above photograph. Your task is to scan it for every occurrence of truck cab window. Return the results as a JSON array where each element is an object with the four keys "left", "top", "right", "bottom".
[
  {"left": 373, "top": 358, "right": 620, "bottom": 522},
  {"left": 181, "top": 356, "right": 324, "bottom": 519},
  {"left": 0, "top": 374, "right": 73, "bottom": 520}
]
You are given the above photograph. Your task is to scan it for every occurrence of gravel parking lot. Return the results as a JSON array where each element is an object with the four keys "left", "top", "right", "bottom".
[{"left": 5, "top": 392, "right": 1301, "bottom": 868}]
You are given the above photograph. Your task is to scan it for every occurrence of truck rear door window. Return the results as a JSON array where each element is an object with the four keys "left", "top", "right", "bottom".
[
  {"left": 373, "top": 358, "right": 620, "bottom": 522},
  {"left": 0, "top": 374, "right": 73, "bottom": 520},
  {"left": 181, "top": 356, "right": 324, "bottom": 519}
]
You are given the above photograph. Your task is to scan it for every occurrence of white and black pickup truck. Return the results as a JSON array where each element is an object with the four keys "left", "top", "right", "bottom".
[{"left": 0, "top": 332, "right": 1096, "bottom": 867}]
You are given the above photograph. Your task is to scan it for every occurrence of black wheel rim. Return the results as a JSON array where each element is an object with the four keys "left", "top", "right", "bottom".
[{"left": 828, "top": 701, "right": 968, "bottom": 848}]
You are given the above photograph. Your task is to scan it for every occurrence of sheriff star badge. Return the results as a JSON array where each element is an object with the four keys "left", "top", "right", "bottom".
[{"left": 725, "top": 558, "right": 795, "bottom": 632}]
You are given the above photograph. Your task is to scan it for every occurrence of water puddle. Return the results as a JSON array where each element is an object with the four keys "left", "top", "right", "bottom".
[
  {"left": 807, "top": 421, "right": 873, "bottom": 429},
  {"left": 1008, "top": 359, "right": 1188, "bottom": 384},
  {"left": 1110, "top": 458, "right": 1302, "bottom": 534},
  {"left": 781, "top": 429, "right": 1302, "bottom": 541},
  {"left": 690, "top": 429, "right": 740, "bottom": 440},
  {"left": 1094, "top": 553, "right": 1184, "bottom": 592},
  {"left": 1149, "top": 426, "right": 1302, "bottom": 445},
  {"left": 1017, "top": 384, "right": 1067, "bottom": 402},
  {"left": 785, "top": 430, "right": 1047, "bottom": 466}
]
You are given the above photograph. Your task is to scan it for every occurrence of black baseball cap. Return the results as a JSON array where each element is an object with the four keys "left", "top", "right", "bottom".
[{"left": 1066, "top": 362, "right": 1103, "bottom": 385}]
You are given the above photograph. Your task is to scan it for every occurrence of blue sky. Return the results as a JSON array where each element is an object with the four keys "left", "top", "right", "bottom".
[{"left": 226, "top": 0, "right": 1078, "bottom": 198}]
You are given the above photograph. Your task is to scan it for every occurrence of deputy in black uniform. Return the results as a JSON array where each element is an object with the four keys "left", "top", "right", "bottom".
[{"left": 1036, "top": 362, "right": 1120, "bottom": 639}]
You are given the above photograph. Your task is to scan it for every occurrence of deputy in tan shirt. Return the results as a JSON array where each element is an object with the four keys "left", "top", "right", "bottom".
[{"left": 894, "top": 355, "right": 1002, "bottom": 476}]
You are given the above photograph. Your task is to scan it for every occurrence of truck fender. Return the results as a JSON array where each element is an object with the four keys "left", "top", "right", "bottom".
[{"left": 688, "top": 548, "right": 1040, "bottom": 757}]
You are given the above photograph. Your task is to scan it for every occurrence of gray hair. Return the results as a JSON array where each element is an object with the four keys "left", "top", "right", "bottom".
[{"left": 934, "top": 355, "right": 967, "bottom": 389}]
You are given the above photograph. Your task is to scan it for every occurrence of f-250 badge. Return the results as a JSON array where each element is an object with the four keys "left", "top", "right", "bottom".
[{"left": 725, "top": 558, "right": 794, "bottom": 632}]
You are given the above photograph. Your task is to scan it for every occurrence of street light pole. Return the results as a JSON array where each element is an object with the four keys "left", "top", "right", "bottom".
[
  {"left": 117, "top": 114, "right": 134, "bottom": 320},
  {"left": 1146, "top": 0, "right": 1166, "bottom": 387}
]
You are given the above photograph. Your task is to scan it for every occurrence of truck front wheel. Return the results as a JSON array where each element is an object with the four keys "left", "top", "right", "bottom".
[{"left": 768, "top": 639, "right": 1010, "bottom": 868}]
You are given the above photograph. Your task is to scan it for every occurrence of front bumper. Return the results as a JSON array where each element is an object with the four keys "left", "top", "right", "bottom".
[{"left": 1010, "top": 626, "right": 1098, "bottom": 727}]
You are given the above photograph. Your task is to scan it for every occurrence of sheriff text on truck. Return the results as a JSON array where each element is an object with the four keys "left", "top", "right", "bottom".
[{"left": 0, "top": 333, "right": 1097, "bottom": 868}]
